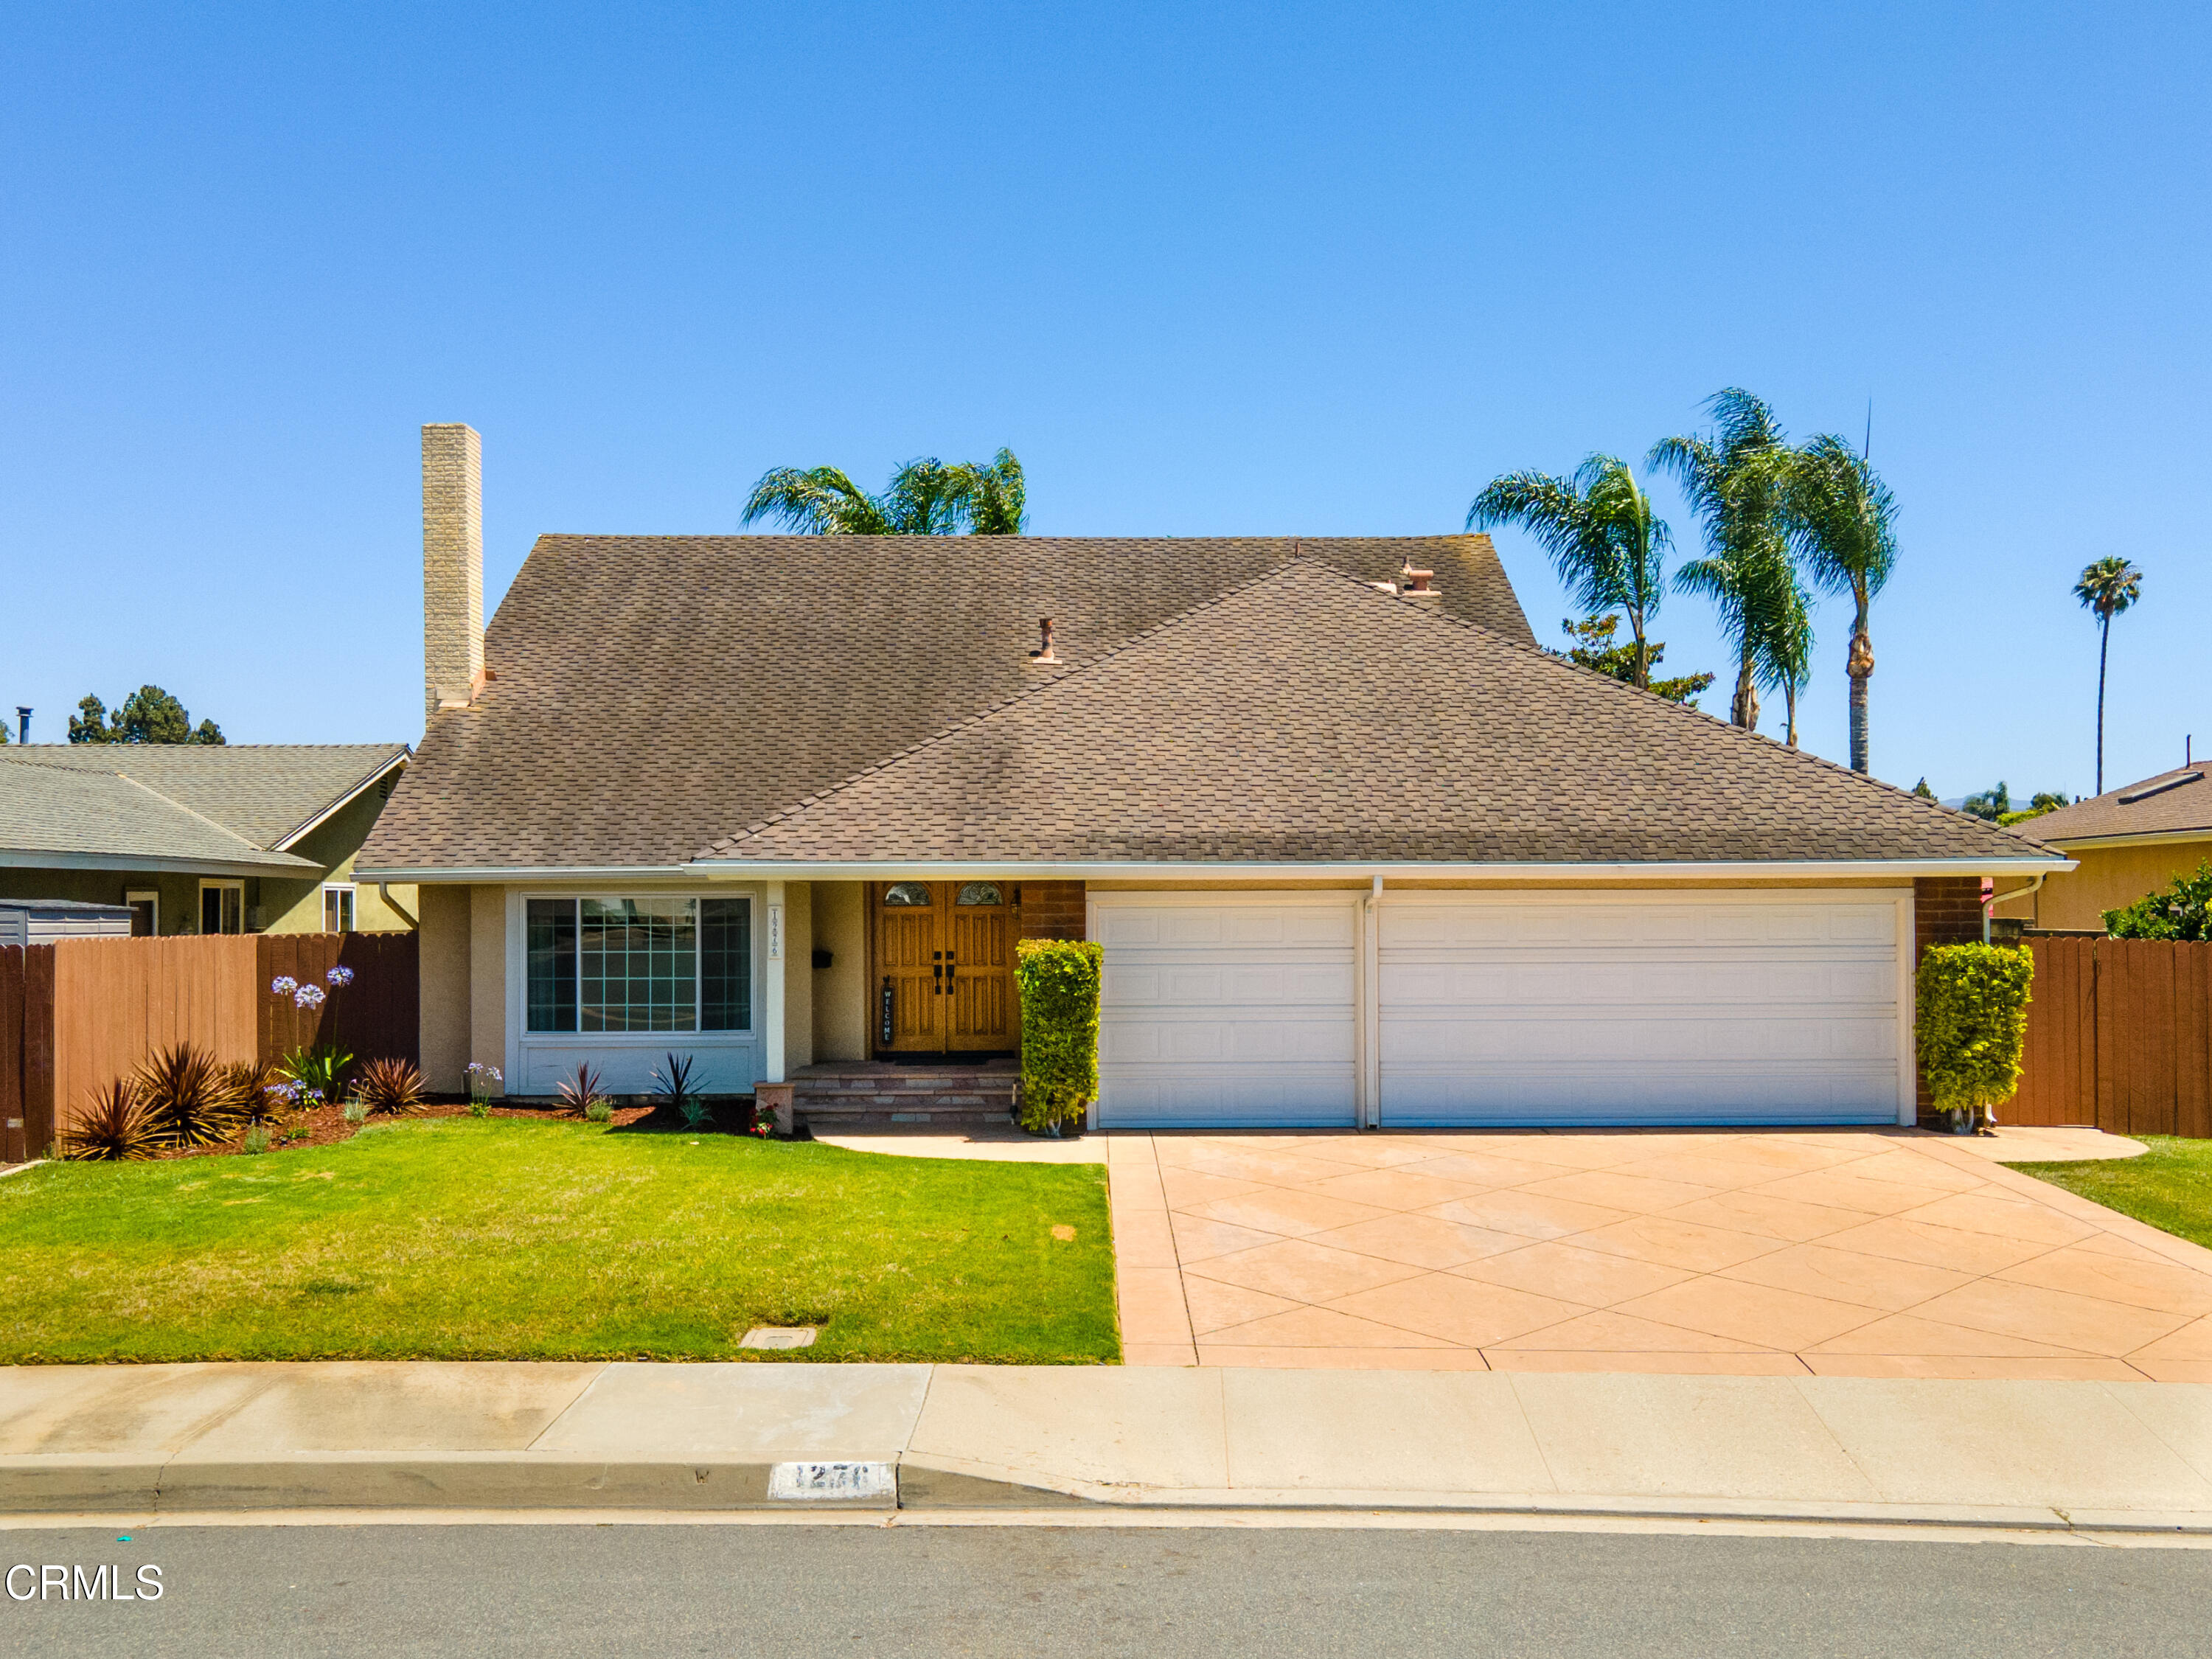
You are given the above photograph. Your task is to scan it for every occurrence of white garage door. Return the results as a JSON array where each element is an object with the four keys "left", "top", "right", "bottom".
[
  {"left": 1093, "top": 894, "right": 1357, "bottom": 1127},
  {"left": 1380, "top": 892, "right": 1909, "bottom": 1127}
]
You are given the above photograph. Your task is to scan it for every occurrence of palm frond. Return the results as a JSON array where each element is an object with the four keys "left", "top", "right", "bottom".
[
  {"left": 1782, "top": 434, "right": 1897, "bottom": 599},
  {"left": 741, "top": 466, "right": 891, "bottom": 535},
  {"left": 2073, "top": 556, "right": 2143, "bottom": 619},
  {"left": 947, "top": 448, "right": 1027, "bottom": 534}
]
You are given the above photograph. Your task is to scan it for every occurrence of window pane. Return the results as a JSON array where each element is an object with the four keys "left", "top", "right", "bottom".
[
  {"left": 883, "top": 882, "right": 931, "bottom": 907},
  {"left": 527, "top": 898, "right": 577, "bottom": 1032},
  {"left": 956, "top": 882, "right": 1002, "bottom": 906},
  {"left": 701, "top": 897, "right": 751, "bottom": 1032},
  {"left": 580, "top": 897, "right": 698, "bottom": 1032}
]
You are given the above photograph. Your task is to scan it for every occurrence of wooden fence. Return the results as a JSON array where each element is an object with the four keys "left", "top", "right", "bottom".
[
  {"left": 2008, "top": 936, "right": 2212, "bottom": 1136},
  {"left": 0, "top": 932, "right": 419, "bottom": 1161}
]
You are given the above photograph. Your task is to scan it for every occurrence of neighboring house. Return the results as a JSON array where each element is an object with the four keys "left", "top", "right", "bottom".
[
  {"left": 1994, "top": 762, "right": 2211, "bottom": 931},
  {"left": 0, "top": 744, "right": 415, "bottom": 936},
  {"left": 359, "top": 424, "right": 2064, "bottom": 1128}
]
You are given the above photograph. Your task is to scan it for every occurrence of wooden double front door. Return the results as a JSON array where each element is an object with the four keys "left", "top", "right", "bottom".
[{"left": 874, "top": 880, "right": 1018, "bottom": 1055}]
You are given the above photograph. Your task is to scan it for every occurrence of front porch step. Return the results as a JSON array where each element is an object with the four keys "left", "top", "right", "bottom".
[{"left": 791, "top": 1063, "right": 1018, "bottom": 1130}]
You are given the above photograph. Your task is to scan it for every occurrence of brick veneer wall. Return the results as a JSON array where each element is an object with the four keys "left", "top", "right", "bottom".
[
  {"left": 1912, "top": 876, "right": 1986, "bottom": 1123},
  {"left": 1017, "top": 880, "right": 1086, "bottom": 942}
]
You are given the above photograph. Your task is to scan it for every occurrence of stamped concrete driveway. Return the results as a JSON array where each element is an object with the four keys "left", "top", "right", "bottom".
[{"left": 1107, "top": 1127, "right": 2212, "bottom": 1381}]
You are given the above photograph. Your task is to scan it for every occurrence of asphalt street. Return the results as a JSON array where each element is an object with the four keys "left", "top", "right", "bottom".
[{"left": 5, "top": 1521, "right": 2210, "bottom": 1658}]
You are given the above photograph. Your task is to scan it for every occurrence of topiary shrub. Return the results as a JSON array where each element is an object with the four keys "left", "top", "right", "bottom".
[
  {"left": 1014, "top": 939, "right": 1104, "bottom": 1135},
  {"left": 1916, "top": 943, "right": 2034, "bottom": 1126}
]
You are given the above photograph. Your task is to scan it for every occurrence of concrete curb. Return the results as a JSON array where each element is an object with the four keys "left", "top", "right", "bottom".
[{"left": 4, "top": 1452, "right": 2211, "bottom": 1537}]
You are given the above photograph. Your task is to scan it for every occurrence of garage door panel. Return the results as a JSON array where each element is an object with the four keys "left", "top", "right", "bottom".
[
  {"left": 1096, "top": 897, "right": 1358, "bottom": 1128},
  {"left": 1380, "top": 895, "right": 1905, "bottom": 1127}
]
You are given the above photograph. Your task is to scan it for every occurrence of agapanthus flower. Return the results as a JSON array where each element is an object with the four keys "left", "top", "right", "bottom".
[
  {"left": 294, "top": 984, "right": 327, "bottom": 1009},
  {"left": 271, "top": 976, "right": 299, "bottom": 997},
  {"left": 326, "top": 966, "right": 355, "bottom": 988}
]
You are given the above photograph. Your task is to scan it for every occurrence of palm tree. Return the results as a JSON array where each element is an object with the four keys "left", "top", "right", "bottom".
[
  {"left": 1468, "top": 455, "right": 1670, "bottom": 689},
  {"left": 742, "top": 449, "right": 1026, "bottom": 535},
  {"left": 1756, "top": 560, "right": 1815, "bottom": 748},
  {"left": 1650, "top": 390, "right": 1794, "bottom": 729},
  {"left": 1780, "top": 434, "right": 1897, "bottom": 773},
  {"left": 2074, "top": 556, "right": 2143, "bottom": 793}
]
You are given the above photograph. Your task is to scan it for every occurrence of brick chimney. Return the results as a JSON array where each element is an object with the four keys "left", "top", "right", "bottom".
[{"left": 422, "top": 423, "right": 484, "bottom": 720}]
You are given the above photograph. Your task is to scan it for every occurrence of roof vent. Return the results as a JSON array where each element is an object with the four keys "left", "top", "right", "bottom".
[
  {"left": 1368, "top": 580, "right": 1399, "bottom": 595},
  {"left": 1399, "top": 560, "right": 1441, "bottom": 604},
  {"left": 2118, "top": 769, "right": 2204, "bottom": 806},
  {"left": 1028, "top": 618, "right": 1059, "bottom": 664}
]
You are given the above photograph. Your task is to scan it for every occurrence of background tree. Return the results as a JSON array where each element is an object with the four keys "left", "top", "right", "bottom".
[
  {"left": 742, "top": 450, "right": 1026, "bottom": 535},
  {"left": 1961, "top": 781, "right": 2012, "bottom": 821},
  {"left": 1552, "top": 617, "right": 1714, "bottom": 707},
  {"left": 1781, "top": 434, "right": 1897, "bottom": 773},
  {"left": 1649, "top": 390, "right": 1796, "bottom": 731},
  {"left": 2073, "top": 555, "right": 2143, "bottom": 794},
  {"left": 69, "top": 686, "right": 223, "bottom": 745},
  {"left": 1912, "top": 778, "right": 1936, "bottom": 799},
  {"left": 1755, "top": 562, "right": 1815, "bottom": 748},
  {"left": 1469, "top": 455, "right": 1669, "bottom": 689}
]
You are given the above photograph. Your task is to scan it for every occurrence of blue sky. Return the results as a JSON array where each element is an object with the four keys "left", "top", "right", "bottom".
[{"left": 3, "top": 3, "right": 2203, "bottom": 798}]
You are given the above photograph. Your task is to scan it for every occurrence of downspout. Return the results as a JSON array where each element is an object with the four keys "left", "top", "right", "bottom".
[
  {"left": 1361, "top": 875, "right": 1382, "bottom": 1130},
  {"left": 1988, "top": 872, "right": 2047, "bottom": 939},
  {"left": 378, "top": 883, "right": 420, "bottom": 930}
]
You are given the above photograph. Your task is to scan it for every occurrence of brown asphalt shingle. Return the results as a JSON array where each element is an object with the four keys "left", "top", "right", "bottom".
[
  {"left": 2011, "top": 765, "right": 2211, "bottom": 843},
  {"left": 360, "top": 534, "right": 1530, "bottom": 871},
  {"left": 701, "top": 562, "right": 2055, "bottom": 867}
]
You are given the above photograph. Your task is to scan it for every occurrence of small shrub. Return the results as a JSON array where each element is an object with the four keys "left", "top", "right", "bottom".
[
  {"left": 2105, "top": 860, "right": 2212, "bottom": 941},
  {"left": 556, "top": 1062, "right": 605, "bottom": 1118},
  {"left": 134, "top": 1043, "right": 247, "bottom": 1148},
  {"left": 1013, "top": 940, "right": 1104, "bottom": 1134},
  {"left": 221, "top": 1059, "right": 293, "bottom": 1127},
  {"left": 60, "top": 1081, "right": 161, "bottom": 1161},
  {"left": 584, "top": 1098, "right": 613, "bottom": 1124},
  {"left": 353, "top": 1057, "right": 427, "bottom": 1116},
  {"left": 653, "top": 1052, "right": 716, "bottom": 1130},
  {"left": 241, "top": 1124, "right": 271, "bottom": 1155},
  {"left": 281, "top": 1045, "right": 353, "bottom": 1106},
  {"left": 341, "top": 1100, "right": 369, "bottom": 1127},
  {"left": 1916, "top": 943, "right": 2036, "bottom": 1121},
  {"left": 748, "top": 1095, "right": 776, "bottom": 1138},
  {"left": 467, "top": 1097, "right": 490, "bottom": 1119}
]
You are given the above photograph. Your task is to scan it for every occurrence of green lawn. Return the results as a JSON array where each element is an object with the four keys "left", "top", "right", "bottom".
[
  {"left": 0, "top": 1118, "right": 1118, "bottom": 1364},
  {"left": 2012, "top": 1136, "right": 2212, "bottom": 1252}
]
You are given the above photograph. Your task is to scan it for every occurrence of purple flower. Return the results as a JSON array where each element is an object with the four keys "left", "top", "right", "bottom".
[
  {"left": 271, "top": 976, "right": 298, "bottom": 997},
  {"left": 294, "top": 984, "right": 327, "bottom": 1010},
  {"left": 326, "top": 966, "right": 355, "bottom": 988}
]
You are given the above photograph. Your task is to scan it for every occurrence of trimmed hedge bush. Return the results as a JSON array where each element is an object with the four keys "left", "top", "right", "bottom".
[
  {"left": 1915, "top": 943, "right": 2034, "bottom": 1116},
  {"left": 1014, "top": 939, "right": 1104, "bottom": 1133}
]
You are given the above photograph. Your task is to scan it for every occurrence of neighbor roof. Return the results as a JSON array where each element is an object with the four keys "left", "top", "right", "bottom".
[
  {"left": 360, "top": 535, "right": 1531, "bottom": 872},
  {"left": 2017, "top": 764, "right": 2212, "bottom": 843},
  {"left": 0, "top": 744, "right": 409, "bottom": 872},
  {"left": 700, "top": 562, "right": 2056, "bottom": 868}
]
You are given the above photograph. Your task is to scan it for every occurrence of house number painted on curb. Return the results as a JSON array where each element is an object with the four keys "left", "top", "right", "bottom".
[{"left": 768, "top": 1461, "right": 895, "bottom": 1501}]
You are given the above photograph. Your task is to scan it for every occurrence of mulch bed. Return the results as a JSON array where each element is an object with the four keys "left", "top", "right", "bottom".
[{"left": 155, "top": 1098, "right": 764, "bottom": 1160}]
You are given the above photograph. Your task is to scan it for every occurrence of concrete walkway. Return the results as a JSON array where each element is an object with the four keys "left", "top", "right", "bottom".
[
  {"left": 4, "top": 1360, "right": 2212, "bottom": 1533},
  {"left": 1108, "top": 1127, "right": 2212, "bottom": 1379}
]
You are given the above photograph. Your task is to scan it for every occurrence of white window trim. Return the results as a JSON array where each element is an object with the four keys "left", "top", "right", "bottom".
[
  {"left": 322, "top": 883, "right": 358, "bottom": 933},
  {"left": 125, "top": 888, "right": 159, "bottom": 936},
  {"left": 198, "top": 878, "right": 245, "bottom": 935},
  {"left": 505, "top": 888, "right": 765, "bottom": 1085}
]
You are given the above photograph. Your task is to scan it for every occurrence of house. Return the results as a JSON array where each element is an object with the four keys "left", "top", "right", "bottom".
[
  {"left": 358, "top": 424, "right": 2065, "bottom": 1128},
  {"left": 1994, "top": 760, "right": 2211, "bottom": 931},
  {"left": 0, "top": 743, "right": 414, "bottom": 936}
]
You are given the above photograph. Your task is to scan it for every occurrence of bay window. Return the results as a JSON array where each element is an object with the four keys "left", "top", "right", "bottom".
[{"left": 526, "top": 895, "right": 752, "bottom": 1034}]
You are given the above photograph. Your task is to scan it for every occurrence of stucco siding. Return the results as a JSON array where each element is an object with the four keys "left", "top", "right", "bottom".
[
  {"left": 811, "top": 880, "right": 867, "bottom": 1061},
  {"left": 418, "top": 883, "right": 472, "bottom": 1091},
  {"left": 1994, "top": 840, "right": 2208, "bottom": 931}
]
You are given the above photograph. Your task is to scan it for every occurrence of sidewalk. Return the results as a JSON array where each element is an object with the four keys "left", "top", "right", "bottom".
[{"left": 4, "top": 1360, "right": 2211, "bottom": 1534}]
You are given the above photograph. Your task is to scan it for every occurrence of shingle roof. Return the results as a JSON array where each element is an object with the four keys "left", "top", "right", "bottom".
[
  {"left": 0, "top": 744, "right": 408, "bottom": 868},
  {"left": 2011, "top": 765, "right": 2212, "bottom": 843},
  {"left": 700, "top": 561, "right": 2055, "bottom": 867},
  {"left": 360, "top": 534, "right": 1531, "bottom": 872}
]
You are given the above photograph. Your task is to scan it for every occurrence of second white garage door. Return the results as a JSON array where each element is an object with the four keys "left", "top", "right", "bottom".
[
  {"left": 1380, "top": 891, "right": 1910, "bottom": 1127},
  {"left": 1092, "top": 893, "right": 1357, "bottom": 1128}
]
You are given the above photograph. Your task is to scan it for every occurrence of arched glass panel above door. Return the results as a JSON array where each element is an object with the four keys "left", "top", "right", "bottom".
[
  {"left": 883, "top": 882, "right": 932, "bottom": 907},
  {"left": 956, "top": 882, "right": 1004, "bottom": 907}
]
